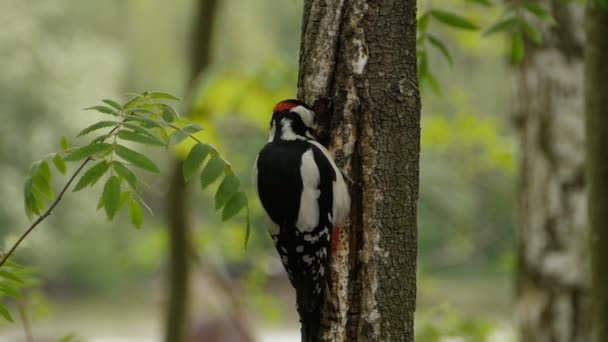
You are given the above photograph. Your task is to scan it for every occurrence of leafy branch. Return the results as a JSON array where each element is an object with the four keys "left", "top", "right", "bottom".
[
  {"left": 0, "top": 91, "right": 250, "bottom": 323},
  {"left": 417, "top": 3, "right": 482, "bottom": 93},
  {"left": 483, "top": 0, "right": 556, "bottom": 63}
]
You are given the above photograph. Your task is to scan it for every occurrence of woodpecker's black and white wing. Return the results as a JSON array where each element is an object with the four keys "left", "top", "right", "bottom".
[
  {"left": 254, "top": 139, "right": 349, "bottom": 309},
  {"left": 253, "top": 99, "right": 351, "bottom": 342}
]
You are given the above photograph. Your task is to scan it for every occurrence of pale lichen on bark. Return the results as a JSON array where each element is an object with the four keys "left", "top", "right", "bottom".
[{"left": 513, "top": 1, "right": 590, "bottom": 341}]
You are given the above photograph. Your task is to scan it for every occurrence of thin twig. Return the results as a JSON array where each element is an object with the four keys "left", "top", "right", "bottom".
[
  {"left": 0, "top": 122, "right": 125, "bottom": 270},
  {"left": 0, "top": 158, "right": 91, "bottom": 270}
]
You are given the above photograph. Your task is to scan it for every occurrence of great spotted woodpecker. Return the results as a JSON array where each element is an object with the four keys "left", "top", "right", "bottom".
[{"left": 253, "top": 99, "right": 350, "bottom": 342}]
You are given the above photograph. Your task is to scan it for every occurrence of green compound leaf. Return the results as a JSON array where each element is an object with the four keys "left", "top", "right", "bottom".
[
  {"left": 85, "top": 105, "right": 119, "bottom": 116},
  {"left": 73, "top": 160, "right": 110, "bottom": 192},
  {"left": 431, "top": 10, "right": 479, "bottom": 30},
  {"left": 222, "top": 191, "right": 247, "bottom": 221},
  {"left": 64, "top": 143, "right": 112, "bottom": 162},
  {"left": 76, "top": 121, "right": 118, "bottom": 137},
  {"left": 520, "top": 19, "right": 542, "bottom": 45},
  {"left": 215, "top": 174, "right": 241, "bottom": 210},
  {"left": 129, "top": 199, "right": 143, "bottom": 229},
  {"left": 124, "top": 114, "right": 165, "bottom": 128},
  {"left": 112, "top": 162, "right": 141, "bottom": 193},
  {"left": 122, "top": 123, "right": 166, "bottom": 143},
  {"left": 161, "top": 105, "right": 177, "bottom": 123},
  {"left": 483, "top": 17, "right": 518, "bottom": 36},
  {"left": 114, "top": 145, "right": 160, "bottom": 173},
  {"left": 0, "top": 270, "right": 24, "bottom": 284},
  {"left": 117, "top": 130, "right": 166, "bottom": 146},
  {"left": 200, "top": 156, "right": 227, "bottom": 190},
  {"left": 427, "top": 34, "right": 453, "bottom": 65},
  {"left": 52, "top": 154, "right": 67, "bottom": 174},
  {"left": 0, "top": 303, "right": 13, "bottom": 322},
  {"left": 32, "top": 161, "right": 53, "bottom": 200},
  {"left": 102, "top": 176, "right": 121, "bottom": 220},
  {"left": 183, "top": 143, "right": 210, "bottom": 181},
  {"left": 147, "top": 92, "right": 181, "bottom": 101},
  {"left": 102, "top": 99, "right": 124, "bottom": 112},
  {"left": 60, "top": 136, "right": 70, "bottom": 151},
  {"left": 511, "top": 31, "right": 525, "bottom": 64},
  {"left": 182, "top": 123, "right": 203, "bottom": 134},
  {"left": 169, "top": 130, "right": 191, "bottom": 145},
  {"left": 523, "top": 2, "right": 555, "bottom": 23}
]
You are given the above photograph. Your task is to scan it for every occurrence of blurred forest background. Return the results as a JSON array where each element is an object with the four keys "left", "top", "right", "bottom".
[{"left": 0, "top": 0, "right": 518, "bottom": 341}]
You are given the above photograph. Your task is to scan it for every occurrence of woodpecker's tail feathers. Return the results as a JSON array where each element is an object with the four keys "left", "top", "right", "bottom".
[{"left": 300, "top": 304, "right": 321, "bottom": 342}]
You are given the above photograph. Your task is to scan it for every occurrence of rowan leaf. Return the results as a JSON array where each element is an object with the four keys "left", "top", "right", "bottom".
[
  {"left": 85, "top": 105, "right": 119, "bottom": 116},
  {"left": 483, "top": 17, "right": 518, "bottom": 36},
  {"left": 431, "top": 10, "right": 479, "bottom": 30},
  {"left": 102, "top": 99, "right": 123, "bottom": 112},
  {"left": 73, "top": 161, "right": 110, "bottom": 191},
  {"left": 222, "top": 191, "right": 247, "bottom": 221},
  {"left": 122, "top": 123, "right": 165, "bottom": 143},
  {"left": 147, "top": 92, "right": 181, "bottom": 101},
  {"left": 161, "top": 105, "right": 177, "bottom": 123},
  {"left": 215, "top": 174, "right": 241, "bottom": 210},
  {"left": 0, "top": 304, "right": 13, "bottom": 322},
  {"left": 64, "top": 143, "right": 112, "bottom": 161},
  {"left": 511, "top": 31, "right": 525, "bottom": 63},
  {"left": 200, "top": 156, "right": 226, "bottom": 190},
  {"left": 76, "top": 121, "right": 117, "bottom": 137},
  {"left": 112, "top": 162, "right": 141, "bottom": 193},
  {"left": 129, "top": 199, "right": 143, "bottom": 229},
  {"left": 520, "top": 19, "right": 542, "bottom": 45},
  {"left": 52, "top": 154, "right": 67, "bottom": 174},
  {"left": 124, "top": 114, "right": 165, "bottom": 128},
  {"left": 0, "top": 283, "right": 21, "bottom": 298},
  {"left": 182, "top": 123, "right": 203, "bottom": 134},
  {"left": 60, "top": 136, "right": 70, "bottom": 151},
  {"left": 114, "top": 145, "right": 159, "bottom": 173},
  {"left": 427, "top": 34, "right": 453, "bottom": 65},
  {"left": 169, "top": 130, "right": 190, "bottom": 145},
  {"left": 102, "top": 176, "right": 121, "bottom": 219},
  {"left": 117, "top": 130, "right": 166, "bottom": 146},
  {"left": 0, "top": 270, "right": 24, "bottom": 284},
  {"left": 183, "top": 143, "right": 210, "bottom": 181}
]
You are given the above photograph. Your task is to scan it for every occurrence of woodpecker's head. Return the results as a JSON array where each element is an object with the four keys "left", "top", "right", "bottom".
[{"left": 269, "top": 99, "right": 317, "bottom": 142}]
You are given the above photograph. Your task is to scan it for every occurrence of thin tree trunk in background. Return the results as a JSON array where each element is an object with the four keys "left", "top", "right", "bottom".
[
  {"left": 585, "top": 4, "right": 608, "bottom": 342},
  {"left": 164, "top": 1, "right": 218, "bottom": 341},
  {"left": 298, "top": 1, "right": 420, "bottom": 341},
  {"left": 513, "top": 2, "right": 590, "bottom": 341}
]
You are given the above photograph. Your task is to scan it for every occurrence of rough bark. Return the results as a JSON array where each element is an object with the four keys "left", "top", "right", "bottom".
[
  {"left": 298, "top": 1, "right": 420, "bottom": 341},
  {"left": 513, "top": 2, "right": 590, "bottom": 342},
  {"left": 164, "top": 1, "right": 218, "bottom": 341},
  {"left": 584, "top": 3, "right": 608, "bottom": 342}
]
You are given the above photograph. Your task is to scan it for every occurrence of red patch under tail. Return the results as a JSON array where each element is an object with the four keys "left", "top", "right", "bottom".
[{"left": 331, "top": 225, "right": 341, "bottom": 253}]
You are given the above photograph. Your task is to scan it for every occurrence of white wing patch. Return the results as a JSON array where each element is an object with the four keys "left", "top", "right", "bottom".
[
  {"left": 308, "top": 140, "right": 351, "bottom": 225},
  {"left": 296, "top": 149, "right": 321, "bottom": 232}
]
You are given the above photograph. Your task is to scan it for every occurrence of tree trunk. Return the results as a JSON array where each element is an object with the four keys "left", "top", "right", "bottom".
[
  {"left": 297, "top": 1, "right": 420, "bottom": 341},
  {"left": 584, "top": 3, "right": 608, "bottom": 342},
  {"left": 513, "top": 2, "right": 590, "bottom": 342},
  {"left": 164, "top": 1, "right": 218, "bottom": 341}
]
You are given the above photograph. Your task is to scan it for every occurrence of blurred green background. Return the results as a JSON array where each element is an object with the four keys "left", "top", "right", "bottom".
[{"left": 0, "top": 0, "right": 515, "bottom": 340}]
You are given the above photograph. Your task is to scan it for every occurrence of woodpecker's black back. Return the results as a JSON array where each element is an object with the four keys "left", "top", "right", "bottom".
[
  {"left": 256, "top": 139, "right": 336, "bottom": 297},
  {"left": 254, "top": 100, "right": 350, "bottom": 342}
]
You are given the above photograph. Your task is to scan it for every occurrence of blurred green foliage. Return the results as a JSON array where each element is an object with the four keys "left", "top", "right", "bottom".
[{"left": 416, "top": 305, "right": 494, "bottom": 342}]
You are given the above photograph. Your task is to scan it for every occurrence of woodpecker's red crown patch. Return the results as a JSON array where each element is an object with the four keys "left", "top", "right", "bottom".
[{"left": 273, "top": 100, "right": 299, "bottom": 113}]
